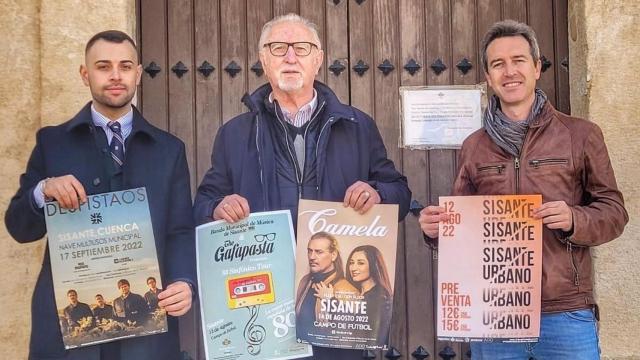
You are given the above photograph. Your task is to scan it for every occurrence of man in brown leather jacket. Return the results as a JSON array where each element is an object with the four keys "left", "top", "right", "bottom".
[{"left": 419, "top": 20, "right": 628, "bottom": 360}]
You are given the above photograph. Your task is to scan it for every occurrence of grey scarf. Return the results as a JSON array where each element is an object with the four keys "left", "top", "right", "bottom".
[{"left": 483, "top": 88, "right": 548, "bottom": 157}]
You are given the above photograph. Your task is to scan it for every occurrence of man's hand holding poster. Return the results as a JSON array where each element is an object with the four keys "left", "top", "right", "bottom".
[
  {"left": 295, "top": 200, "right": 398, "bottom": 350},
  {"left": 437, "top": 195, "right": 542, "bottom": 342}
]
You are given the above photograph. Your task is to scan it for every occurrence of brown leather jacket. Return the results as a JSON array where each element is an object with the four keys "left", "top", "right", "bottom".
[{"left": 453, "top": 102, "right": 628, "bottom": 313}]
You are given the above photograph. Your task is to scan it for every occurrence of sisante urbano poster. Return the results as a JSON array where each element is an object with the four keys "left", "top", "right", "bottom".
[
  {"left": 295, "top": 200, "right": 398, "bottom": 350},
  {"left": 196, "top": 210, "right": 312, "bottom": 360},
  {"left": 437, "top": 195, "right": 542, "bottom": 343},
  {"left": 45, "top": 187, "right": 167, "bottom": 349}
]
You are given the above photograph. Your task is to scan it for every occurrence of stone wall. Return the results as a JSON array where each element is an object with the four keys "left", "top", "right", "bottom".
[
  {"left": 0, "top": 1, "right": 135, "bottom": 358},
  {"left": 569, "top": 1, "right": 640, "bottom": 359},
  {"left": 0, "top": 0, "right": 43, "bottom": 355}
]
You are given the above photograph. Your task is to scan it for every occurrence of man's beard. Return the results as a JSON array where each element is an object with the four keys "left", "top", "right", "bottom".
[
  {"left": 277, "top": 76, "right": 303, "bottom": 92},
  {"left": 92, "top": 88, "right": 134, "bottom": 110}
]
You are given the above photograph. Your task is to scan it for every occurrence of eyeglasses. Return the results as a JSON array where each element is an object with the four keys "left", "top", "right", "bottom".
[
  {"left": 263, "top": 42, "right": 318, "bottom": 57},
  {"left": 254, "top": 233, "right": 276, "bottom": 242}
]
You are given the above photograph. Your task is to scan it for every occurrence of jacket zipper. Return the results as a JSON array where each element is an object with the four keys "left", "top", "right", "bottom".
[
  {"left": 515, "top": 125, "right": 532, "bottom": 195},
  {"left": 477, "top": 164, "right": 506, "bottom": 174},
  {"left": 529, "top": 158, "right": 568, "bottom": 168},
  {"left": 255, "top": 114, "right": 267, "bottom": 209},
  {"left": 566, "top": 242, "right": 580, "bottom": 286},
  {"left": 315, "top": 114, "right": 334, "bottom": 195},
  {"left": 299, "top": 101, "right": 326, "bottom": 198},
  {"left": 514, "top": 157, "right": 521, "bottom": 194}
]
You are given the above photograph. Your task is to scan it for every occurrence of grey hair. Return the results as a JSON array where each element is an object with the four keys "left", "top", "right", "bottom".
[
  {"left": 258, "top": 13, "right": 322, "bottom": 51},
  {"left": 480, "top": 20, "right": 540, "bottom": 72}
]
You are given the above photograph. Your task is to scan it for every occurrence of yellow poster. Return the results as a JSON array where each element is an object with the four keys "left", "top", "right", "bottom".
[{"left": 437, "top": 195, "right": 542, "bottom": 342}]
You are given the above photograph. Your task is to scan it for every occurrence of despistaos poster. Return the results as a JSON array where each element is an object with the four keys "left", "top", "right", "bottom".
[{"left": 46, "top": 187, "right": 166, "bottom": 349}]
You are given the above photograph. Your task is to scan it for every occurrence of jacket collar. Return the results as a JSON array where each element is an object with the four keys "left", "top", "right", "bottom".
[
  {"left": 529, "top": 101, "right": 556, "bottom": 128},
  {"left": 65, "top": 102, "right": 158, "bottom": 142},
  {"left": 242, "top": 81, "right": 357, "bottom": 122}
]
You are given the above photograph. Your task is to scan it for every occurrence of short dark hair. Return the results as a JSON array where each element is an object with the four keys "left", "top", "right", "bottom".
[
  {"left": 67, "top": 289, "right": 77, "bottom": 296},
  {"left": 85, "top": 30, "right": 138, "bottom": 57},
  {"left": 95, "top": 294, "right": 103, "bottom": 299},
  {"left": 146, "top": 276, "right": 156, "bottom": 284},
  {"left": 117, "top": 279, "right": 130, "bottom": 288},
  {"left": 480, "top": 20, "right": 540, "bottom": 72}
]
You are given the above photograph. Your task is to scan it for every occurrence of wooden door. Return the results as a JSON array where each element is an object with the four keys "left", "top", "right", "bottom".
[{"left": 136, "top": 1, "right": 569, "bottom": 358}]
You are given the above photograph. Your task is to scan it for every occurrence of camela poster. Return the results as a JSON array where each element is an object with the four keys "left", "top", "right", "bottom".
[
  {"left": 437, "top": 195, "right": 542, "bottom": 342},
  {"left": 295, "top": 200, "right": 399, "bottom": 350},
  {"left": 45, "top": 187, "right": 167, "bottom": 349},
  {"left": 196, "top": 210, "right": 312, "bottom": 360}
]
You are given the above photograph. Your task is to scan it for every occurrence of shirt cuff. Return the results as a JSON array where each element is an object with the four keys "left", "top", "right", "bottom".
[{"left": 32, "top": 179, "right": 47, "bottom": 209}]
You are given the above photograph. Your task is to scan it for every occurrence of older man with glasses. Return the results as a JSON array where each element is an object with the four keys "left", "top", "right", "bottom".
[{"left": 194, "top": 13, "right": 410, "bottom": 359}]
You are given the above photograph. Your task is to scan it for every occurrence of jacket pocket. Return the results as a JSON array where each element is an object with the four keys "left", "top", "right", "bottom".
[
  {"left": 477, "top": 164, "right": 506, "bottom": 174},
  {"left": 525, "top": 158, "right": 573, "bottom": 200},
  {"left": 567, "top": 242, "right": 581, "bottom": 287},
  {"left": 473, "top": 162, "right": 509, "bottom": 193},
  {"left": 528, "top": 158, "right": 569, "bottom": 168}
]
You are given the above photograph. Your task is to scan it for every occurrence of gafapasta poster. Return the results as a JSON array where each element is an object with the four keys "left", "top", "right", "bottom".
[
  {"left": 196, "top": 210, "right": 312, "bottom": 360},
  {"left": 437, "top": 195, "right": 542, "bottom": 343},
  {"left": 295, "top": 200, "right": 399, "bottom": 350},
  {"left": 45, "top": 187, "right": 167, "bottom": 349}
]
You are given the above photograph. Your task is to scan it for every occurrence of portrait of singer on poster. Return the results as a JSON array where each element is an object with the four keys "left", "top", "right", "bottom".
[
  {"left": 399, "top": 84, "right": 487, "bottom": 149},
  {"left": 295, "top": 200, "right": 398, "bottom": 350},
  {"left": 345, "top": 245, "right": 393, "bottom": 345}
]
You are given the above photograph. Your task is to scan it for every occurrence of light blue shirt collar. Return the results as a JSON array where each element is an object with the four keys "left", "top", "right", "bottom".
[{"left": 90, "top": 104, "right": 134, "bottom": 146}]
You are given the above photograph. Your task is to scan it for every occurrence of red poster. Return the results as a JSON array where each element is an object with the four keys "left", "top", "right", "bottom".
[{"left": 437, "top": 195, "right": 542, "bottom": 342}]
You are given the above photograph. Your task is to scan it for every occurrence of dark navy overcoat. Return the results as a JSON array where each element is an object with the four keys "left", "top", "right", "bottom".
[{"left": 5, "top": 103, "right": 195, "bottom": 360}]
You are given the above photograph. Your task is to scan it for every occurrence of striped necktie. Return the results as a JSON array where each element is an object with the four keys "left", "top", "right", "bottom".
[{"left": 107, "top": 121, "right": 125, "bottom": 168}]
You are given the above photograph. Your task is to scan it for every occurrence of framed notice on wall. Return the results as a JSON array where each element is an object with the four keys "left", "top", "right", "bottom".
[
  {"left": 399, "top": 84, "right": 487, "bottom": 149},
  {"left": 437, "top": 195, "right": 542, "bottom": 343}
]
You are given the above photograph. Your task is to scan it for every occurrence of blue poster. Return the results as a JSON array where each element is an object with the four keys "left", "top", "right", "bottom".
[
  {"left": 196, "top": 210, "right": 312, "bottom": 360},
  {"left": 45, "top": 187, "right": 167, "bottom": 349}
]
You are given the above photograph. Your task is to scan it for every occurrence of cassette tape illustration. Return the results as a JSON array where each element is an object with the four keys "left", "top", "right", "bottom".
[{"left": 226, "top": 271, "right": 275, "bottom": 309}]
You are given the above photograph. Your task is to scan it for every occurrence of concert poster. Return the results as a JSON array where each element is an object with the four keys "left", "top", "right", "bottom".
[
  {"left": 196, "top": 210, "right": 312, "bottom": 360},
  {"left": 45, "top": 187, "right": 167, "bottom": 349},
  {"left": 437, "top": 195, "right": 542, "bottom": 342},
  {"left": 295, "top": 200, "right": 399, "bottom": 350}
]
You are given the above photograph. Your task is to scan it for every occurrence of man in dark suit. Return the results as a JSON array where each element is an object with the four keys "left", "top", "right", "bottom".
[
  {"left": 4, "top": 30, "right": 195, "bottom": 360},
  {"left": 92, "top": 294, "right": 113, "bottom": 323},
  {"left": 63, "top": 290, "right": 94, "bottom": 332},
  {"left": 112, "top": 279, "right": 149, "bottom": 326},
  {"left": 144, "top": 276, "right": 162, "bottom": 312}
]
